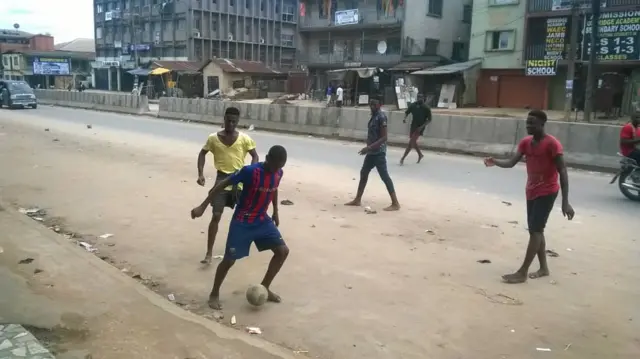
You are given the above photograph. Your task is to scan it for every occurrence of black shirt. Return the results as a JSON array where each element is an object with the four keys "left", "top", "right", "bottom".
[{"left": 405, "top": 102, "right": 432, "bottom": 133}]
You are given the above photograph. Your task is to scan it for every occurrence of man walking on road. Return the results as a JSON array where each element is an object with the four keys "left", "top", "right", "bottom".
[
  {"left": 484, "top": 109, "right": 574, "bottom": 284},
  {"left": 196, "top": 107, "right": 259, "bottom": 264},
  {"left": 400, "top": 94, "right": 431, "bottom": 165},
  {"left": 345, "top": 99, "right": 400, "bottom": 211},
  {"left": 191, "top": 145, "right": 290, "bottom": 310}
]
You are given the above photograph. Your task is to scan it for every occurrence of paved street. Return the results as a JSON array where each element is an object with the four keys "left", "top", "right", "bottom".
[{"left": 0, "top": 106, "right": 638, "bottom": 359}]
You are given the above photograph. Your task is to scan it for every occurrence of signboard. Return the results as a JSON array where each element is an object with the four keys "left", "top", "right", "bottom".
[
  {"left": 105, "top": 11, "right": 113, "bottom": 21},
  {"left": 32, "top": 57, "right": 70, "bottom": 75},
  {"left": 583, "top": 10, "right": 640, "bottom": 61},
  {"left": 335, "top": 9, "right": 359, "bottom": 26},
  {"left": 525, "top": 59, "right": 558, "bottom": 76},
  {"left": 552, "top": 0, "right": 605, "bottom": 11},
  {"left": 544, "top": 17, "right": 568, "bottom": 60}
]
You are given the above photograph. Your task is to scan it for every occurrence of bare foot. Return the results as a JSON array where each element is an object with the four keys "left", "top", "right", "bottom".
[
  {"left": 267, "top": 289, "right": 281, "bottom": 303},
  {"left": 191, "top": 206, "right": 206, "bottom": 219},
  {"left": 417, "top": 154, "right": 424, "bottom": 163},
  {"left": 528, "top": 269, "right": 550, "bottom": 279},
  {"left": 383, "top": 203, "right": 401, "bottom": 211},
  {"left": 399, "top": 158, "right": 405, "bottom": 166},
  {"left": 344, "top": 199, "right": 361, "bottom": 206},
  {"left": 208, "top": 295, "right": 222, "bottom": 310},
  {"left": 200, "top": 255, "right": 212, "bottom": 264},
  {"left": 502, "top": 272, "right": 527, "bottom": 284}
]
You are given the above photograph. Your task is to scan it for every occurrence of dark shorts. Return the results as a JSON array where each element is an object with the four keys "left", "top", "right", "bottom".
[
  {"left": 224, "top": 219, "right": 286, "bottom": 260},
  {"left": 211, "top": 172, "right": 240, "bottom": 215},
  {"left": 627, "top": 149, "right": 640, "bottom": 165},
  {"left": 336, "top": 100, "right": 343, "bottom": 108},
  {"left": 527, "top": 192, "right": 558, "bottom": 233}
]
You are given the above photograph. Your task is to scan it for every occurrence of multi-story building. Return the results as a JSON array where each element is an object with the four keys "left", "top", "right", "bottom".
[
  {"left": 0, "top": 29, "right": 55, "bottom": 79},
  {"left": 298, "top": 0, "right": 472, "bottom": 89},
  {"left": 93, "top": 0, "right": 298, "bottom": 91},
  {"left": 2, "top": 50, "right": 94, "bottom": 89},
  {"left": 472, "top": 0, "right": 640, "bottom": 114}
]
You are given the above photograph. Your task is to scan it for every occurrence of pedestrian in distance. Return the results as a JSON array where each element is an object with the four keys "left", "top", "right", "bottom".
[
  {"left": 191, "top": 145, "right": 289, "bottom": 310},
  {"left": 345, "top": 99, "right": 400, "bottom": 211},
  {"left": 400, "top": 94, "right": 431, "bottom": 165},
  {"left": 196, "top": 107, "right": 259, "bottom": 264},
  {"left": 484, "top": 109, "right": 574, "bottom": 284}
]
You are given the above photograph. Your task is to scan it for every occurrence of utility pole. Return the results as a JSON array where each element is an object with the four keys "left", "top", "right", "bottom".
[
  {"left": 130, "top": 11, "right": 139, "bottom": 67},
  {"left": 564, "top": 1, "right": 580, "bottom": 121},
  {"left": 584, "top": 0, "right": 601, "bottom": 122}
]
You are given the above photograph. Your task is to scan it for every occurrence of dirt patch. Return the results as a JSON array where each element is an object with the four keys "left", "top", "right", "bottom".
[{"left": 23, "top": 325, "right": 90, "bottom": 356}]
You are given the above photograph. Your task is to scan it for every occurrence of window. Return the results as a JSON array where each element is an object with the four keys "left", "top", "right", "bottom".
[
  {"left": 386, "top": 37, "right": 401, "bottom": 54},
  {"left": 428, "top": 0, "right": 443, "bottom": 17},
  {"left": 463, "top": 4, "right": 472, "bottom": 24},
  {"left": 260, "top": 0, "right": 264, "bottom": 11},
  {"left": 281, "top": 34, "right": 293, "bottom": 47},
  {"left": 452, "top": 41, "right": 467, "bottom": 61},
  {"left": 363, "top": 39, "right": 378, "bottom": 54},
  {"left": 246, "top": 0, "right": 251, "bottom": 9},
  {"left": 318, "top": 39, "right": 331, "bottom": 55},
  {"left": 485, "top": 30, "right": 515, "bottom": 51},
  {"left": 96, "top": 27, "right": 103, "bottom": 39},
  {"left": 175, "top": 47, "right": 186, "bottom": 58},
  {"left": 424, "top": 38, "right": 439, "bottom": 55},
  {"left": 97, "top": 4, "right": 104, "bottom": 13},
  {"left": 276, "top": 3, "right": 280, "bottom": 14},
  {"left": 2, "top": 56, "right": 8, "bottom": 67},
  {"left": 282, "top": 4, "right": 294, "bottom": 21},
  {"left": 489, "top": 0, "right": 519, "bottom": 5},
  {"left": 246, "top": 23, "right": 251, "bottom": 35},
  {"left": 212, "top": 18, "right": 218, "bottom": 31},
  {"left": 230, "top": 0, "right": 235, "bottom": 6}
]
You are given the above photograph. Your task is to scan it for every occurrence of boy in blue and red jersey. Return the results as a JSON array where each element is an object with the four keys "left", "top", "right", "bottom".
[{"left": 191, "top": 145, "right": 289, "bottom": 309}]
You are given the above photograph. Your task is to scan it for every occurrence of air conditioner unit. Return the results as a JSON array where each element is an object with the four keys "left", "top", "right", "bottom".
[
  {"left": 154, "top": 39, "right": 160, "bottom": 45},
  {"left": 193, "top": 31, "right": 201, "bottom": 37},
  {"left": 228, "top": 33, "right": 234, "bottom": 41},
  {"left": 259, "top": 37, "right": 265, "bottom": 44}
]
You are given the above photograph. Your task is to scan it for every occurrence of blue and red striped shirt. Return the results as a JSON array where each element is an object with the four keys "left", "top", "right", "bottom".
[{"left": 228, "top": 162, "right": 283, "bottom": 223}]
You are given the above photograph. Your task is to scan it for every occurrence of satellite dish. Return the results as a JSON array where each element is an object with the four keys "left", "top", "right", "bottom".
[
  {"left": 377, "top": 41, "right": 387, "bottom": 54},
  {"left": 13, "top": 23, "right": 20, "bottom": 29}
]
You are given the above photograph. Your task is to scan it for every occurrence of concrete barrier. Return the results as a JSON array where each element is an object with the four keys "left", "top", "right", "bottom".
[
  {"left": 35, "top": 90, "right": 149, "bottom": 115},
  {"left": 158, "top": 97, "right": 621, "bottom": 170}
]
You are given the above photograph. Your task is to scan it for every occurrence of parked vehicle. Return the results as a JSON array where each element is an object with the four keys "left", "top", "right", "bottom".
[
  {"left": 0, "top": 80, "right": 38, "bottom": 109},
  {"left": 610, "top": 153, "right": 640, "bottom": 201}
]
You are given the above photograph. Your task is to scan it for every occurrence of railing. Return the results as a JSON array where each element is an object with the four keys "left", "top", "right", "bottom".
[
  {"left": 299, "top": 7, "right": 403, "bottom": 29},
  {"left": 528, "top": 0, "right": 631, "bottom": 13},
  {"left": 298, "top": 50, "right": 401, "bottom": 65}
]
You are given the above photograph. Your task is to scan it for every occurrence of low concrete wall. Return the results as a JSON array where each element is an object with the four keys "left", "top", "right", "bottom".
[
  {"left": 35, "top": 90, "right": 149, "bottom": 115},
  {"left": 159, "top": 97, "right": 620, "bottom": 170}
]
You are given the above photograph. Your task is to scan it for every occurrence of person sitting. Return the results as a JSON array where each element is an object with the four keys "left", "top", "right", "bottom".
[{"left": 620, "top": 113, "right": 640, "bottom": 164}]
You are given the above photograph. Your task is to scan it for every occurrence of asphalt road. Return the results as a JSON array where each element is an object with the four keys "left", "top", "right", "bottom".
[{"left": 7, "top": 105, "right": 633, "bottom": 217}]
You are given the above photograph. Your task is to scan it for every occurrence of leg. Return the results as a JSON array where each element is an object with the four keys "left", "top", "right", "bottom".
[
  {"left": 413, "top": 135, "right": 424, "bottom": 163},
  {"left": 400, "top": 135, "right": 413, "bottom": 165},
  {"left": 255, "top": 222, "right": 289, "bottom": 303},
  {"left": 208, "top": 258, "right": 236, "bottom": 309},
  {"left": 201, "top": 190, "right": 228, "bottom": 263},
  {"left": 373, "top": 154, "right": 400, "bottom": 211},
  {"left": 528, "top": 193, "right": 557, "bottom": 279},
  {"left": 345, "top": 154, "right": 376, "bottom": 206}
]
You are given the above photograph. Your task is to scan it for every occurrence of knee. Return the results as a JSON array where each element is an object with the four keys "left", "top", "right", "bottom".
[
  {"left": 274, "top": 245, "right": 289, "bottom": 259},
  {"left": 210, "top": 213, "right": 222, "bottom": 224},
  {"left": 220, "top": 258, "right": 236, "bottom": 268}
]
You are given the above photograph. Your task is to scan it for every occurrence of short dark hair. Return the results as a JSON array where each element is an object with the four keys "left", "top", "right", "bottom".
[
  {"left": 528, "top": 109, "right": 547, "bottom": 123},
  {"left": 225, "top": 107, "right": 240, "bottom": 116},
  {"left": 267, "top": 145, "right": 287, "bottom": 162}
]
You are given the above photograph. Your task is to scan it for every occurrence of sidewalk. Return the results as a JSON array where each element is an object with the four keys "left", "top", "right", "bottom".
[{"left": 0, "top": 201, "right": 297, "bottom": 359}]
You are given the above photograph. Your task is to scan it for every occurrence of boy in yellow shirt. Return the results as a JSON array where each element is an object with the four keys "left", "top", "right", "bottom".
[{"left": 197, "top": 107, "right": 259, "bottom": 264}]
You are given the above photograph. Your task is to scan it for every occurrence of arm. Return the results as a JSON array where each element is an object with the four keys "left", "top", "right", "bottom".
[
  {"left": 245, "top": 136, "right": 259, "bottom": 164},
  {"left": 493, "top": 152, "right": 524, "bottom": 168},
  {"left": 620, "top": 125, "right": 640, "bottom": 145},
  {"left": 369, "top": 125, "right": 388, "bottom": 150},
  {"left": 620, "top": 138, "right": 640, "bottom": 145},
  {"left": 555, "top": 154, "right": 574, "bottom": 219},
  {"left": 249, "top": 149, "right": 259, "bottom": 164},
  {"left": 197, "top": 149, "right": 208, "bottom": 178},
  {"left": 198, "top": 176, "right": 234, "bottom": 208}
]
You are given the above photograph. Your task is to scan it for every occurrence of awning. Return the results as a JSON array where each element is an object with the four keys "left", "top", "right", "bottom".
[
  {"left": 388, "top": 62, "right": 437, "bottom": 71},
  {"left": 150, "top": 67, "right": 171, "bottom": 75},
  {"left": 327, "top": 67, "right": 377, "bottom": 78},
  {"left": 127, "top": 68, "right": 151, "bottom": 76},
  {"left": 411, "top": 59, "right": 482, "bottom": 75}
]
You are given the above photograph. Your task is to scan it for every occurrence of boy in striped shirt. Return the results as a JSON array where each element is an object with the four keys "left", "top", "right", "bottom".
[{"left": 191, "top": 145, "right": 289, "bottom": 309}]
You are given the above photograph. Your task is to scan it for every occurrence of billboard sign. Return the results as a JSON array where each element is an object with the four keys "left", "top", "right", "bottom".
[
  {"left": 335, "top": 9, "right": 359, "bottom": 26},
  {"left": 32, "top": 57, "right": 70, "bottom": 75},
  {"left": 525, "top": 59, "right": 558, "bottom": 76}
]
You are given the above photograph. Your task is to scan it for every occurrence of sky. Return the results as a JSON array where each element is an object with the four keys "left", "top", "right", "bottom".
[{"left": 0, "top": 0, "right": 94, "bottom": 43}]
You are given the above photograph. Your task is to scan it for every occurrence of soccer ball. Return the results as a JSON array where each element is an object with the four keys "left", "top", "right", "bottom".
[{"left": 246, "top": 284, "right": 268, "bottom": 307}]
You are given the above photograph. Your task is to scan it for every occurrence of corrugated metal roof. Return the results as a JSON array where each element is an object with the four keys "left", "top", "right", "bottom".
[
  {"left": 152, "top": 61, "right": 204, "bottom": 72},
  {"left": 5, "top": 49, "right": 95, "bottom": 60},
  {"left": 55, "top": 38, "right": 95, "bottom": 53},
  {"left": 202, "top": 58, "right": 281, "bottom": 74},
  {"left": 388, "top": 61, "right": 438, "bottom": 71},
  {"left": 411, "top": 59, "right": 482, "bottom": 75}
]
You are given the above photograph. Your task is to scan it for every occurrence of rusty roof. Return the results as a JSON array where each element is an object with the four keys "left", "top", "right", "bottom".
[
  {"left": 152, "top": 60, "right": 204, "bottom": 72},
  {"left": 201, "top": 58, "right": 282, "bottom": 74}
]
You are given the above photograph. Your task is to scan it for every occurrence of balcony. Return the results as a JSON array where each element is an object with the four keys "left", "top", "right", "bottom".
[
  {"left": 527, "top": 0, "right": 633, "bottom": 14},
  {"left": 298, "top": 49, "right": 401, "bottom": 68},
  {"left": 299, "top": 7, "right": 403, "bottom": 32}
]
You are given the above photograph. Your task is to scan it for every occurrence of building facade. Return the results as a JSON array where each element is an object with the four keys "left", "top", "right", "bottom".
[
  {"left": 93, "top": 0, "right": 298, "bottom": 91},
  {"left": 2, "top": 50, "right": 94, "bottom": 89},
  {"left": 0, "top": 29, "right": 55, "bottom": 80},
  {"left": 298, "top": 0, "right": 472, "bottom": 87},
  {"left": 471, "top": 0, "right": 640, "bottom": 113}
]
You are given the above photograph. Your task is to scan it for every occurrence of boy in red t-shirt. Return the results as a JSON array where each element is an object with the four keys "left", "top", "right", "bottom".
[
  {"left": 484, "top": 110, "right": 575, "bottom": 284},
  {"left": 619, "top": 113, "right": 640, "bottom": 164}
]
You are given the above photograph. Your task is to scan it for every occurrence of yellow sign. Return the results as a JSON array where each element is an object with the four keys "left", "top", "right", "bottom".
[{"left": 525, "top": 59, "right": 558, "bottom": 76}]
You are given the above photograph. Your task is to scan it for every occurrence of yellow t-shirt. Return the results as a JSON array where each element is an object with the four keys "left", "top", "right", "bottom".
[{"left": 203, "top": 132, "right": 256, "bottom": 188}]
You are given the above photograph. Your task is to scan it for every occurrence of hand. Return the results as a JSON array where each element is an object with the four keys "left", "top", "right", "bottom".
[
  {"left": 190, "top": 205, "right": 206, "bottom": 219},
  {"left": 272, "top": 211, "right": 280, "bottom": 227},
  {"left": 562, "top": 201, "right": 575, "bottom": 220},
  {"left": 197, "top": 175, "right": 205, "bottom": 186},
  {"left": 403, "top": 118, "right": 407, "bottom": 123},
  {"left": 358, "top": 146, "right": 370, "bottom": 155},
  {"left": 483, "top": 157, "right": 496, "bottom": 167}
]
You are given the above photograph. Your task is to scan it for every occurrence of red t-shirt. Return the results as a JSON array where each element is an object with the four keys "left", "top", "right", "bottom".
[
  {"left": 619, "top": 123, "right": 640, "bottom": 156},
  {"left": 518, "top": 135, "right": 562, "bottom": 200}
]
